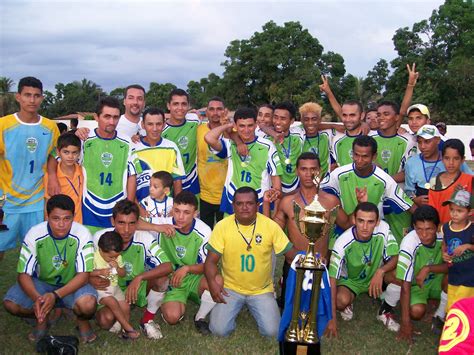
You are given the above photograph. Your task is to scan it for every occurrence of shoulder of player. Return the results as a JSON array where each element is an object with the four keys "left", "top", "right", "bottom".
[
  {"left": 332, "top": 163, "right": 354, "bottom": 176},
  {"left": 25, "top": 221, "right": 50, "bottom": 243},
  {"left": 256, "top": 212, "right": 283, "bottom": 232},
  {"left": 93, "top": 227, "right": 114, "bottom": 245},
  {"left": 193, "top": 218, "right": 212, "bottom": 238},
  {"left": 334, "top": 226, "right": 356, "bottom": 249},
  {"left": 399, "top": 230, "right": 420, "bottom": 252},
  {"left": 372, "top": 166, "right": 396, "bottom": 184},
  {"left": 373, "top": 220, "right": 390, "bottom": 236},
  {"left": 406, "top": 153, "right": 421, "bottom": 167},
  {"left": 69, "top": 222, "right": 93, "bottom": 242},
  {"left": 133, "top": 230, "right": 156, "bottom": 244}
]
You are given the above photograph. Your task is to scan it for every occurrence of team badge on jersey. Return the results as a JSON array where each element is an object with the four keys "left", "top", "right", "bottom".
[
  {"left": 101, "top": 152, "right": 113, "bottom": 167},
  {"left": 26, "top": 137, "right": 38, "bottom": 153},
  {"left": 348, "top": 149, "right": 353, "bottom": 161},
  {"left": 178, "top": 136, "right": 188, "bottom": 149},
  {"left": 381, "top": 149, "right": 391, "bottom": 163},
  {"left": 124, "top": 261, "right": 133, "bottom": 276},
  {"left": 176, "top": 246, "right": 186, "bottom": 258},
  {"left": 52, "top": 255, "right": 63, "bottom": 270},
  {"left": 255, "top": 234, "right": 262, "bottom": 245}
]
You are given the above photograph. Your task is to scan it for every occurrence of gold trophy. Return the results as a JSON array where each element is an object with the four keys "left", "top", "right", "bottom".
[{"left": 282, "top": 172, "right": 338, "bottom": 355}]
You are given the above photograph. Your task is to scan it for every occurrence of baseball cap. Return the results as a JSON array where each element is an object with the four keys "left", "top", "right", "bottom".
[
  {"left": 416, "top": 125, "right": 441, "bottom": 140},
  {"left": 407, "top": 104, "right": 430, "bottom": 119},
  {"left": 442, "top": 188, "right": 471, "bottom": 208}
]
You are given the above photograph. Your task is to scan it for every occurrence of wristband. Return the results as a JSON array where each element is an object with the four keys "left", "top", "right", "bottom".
[{"left": 52, "top": 290, "right": 61, "bottom": 300}]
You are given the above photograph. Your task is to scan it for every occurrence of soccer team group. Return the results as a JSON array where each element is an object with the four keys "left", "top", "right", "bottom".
[{"left": 0, "top": 64, "right": 473, "bottom": 352}]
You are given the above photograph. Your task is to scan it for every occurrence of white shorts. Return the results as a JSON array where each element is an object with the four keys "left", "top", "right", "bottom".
[{"left": 97, "top": 285, "right": 125, "bottom": 302}]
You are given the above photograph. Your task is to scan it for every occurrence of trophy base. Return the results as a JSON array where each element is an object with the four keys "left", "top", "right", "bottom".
[{"left": 280, "top": 341, "right": 321, "bottom": 355}]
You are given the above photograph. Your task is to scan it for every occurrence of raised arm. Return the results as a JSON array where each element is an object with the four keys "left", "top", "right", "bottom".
[
  {"left": 319, "top": 75, "right": 343, "bottom": 120},
  {"left": 398, "top": 63, "right": 419, "bottom": 125},
  {"left": 204, "top": 122, "right": 233, "bottom": 151}
]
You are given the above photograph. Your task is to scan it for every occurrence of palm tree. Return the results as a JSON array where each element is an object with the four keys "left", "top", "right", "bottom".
[{"left": 0, "top": 77, "right": 17, "bottom": 116}]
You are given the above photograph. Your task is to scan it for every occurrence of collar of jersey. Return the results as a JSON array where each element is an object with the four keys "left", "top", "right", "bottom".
[
  {"left": 420, "top": 153, "right": 440, "bottom": 164},
  {"left": 172, "top": 217, "right": 196, "bottom": 235},
  {"left": 140, "top": 136, "right": 163, "bottom": 147},
  {"left": 345, "top": 130, "right": 362, "bottom": 138},
  {"left": 47, "top": 224, "right": 71, "bottom": 241},
  {"left": 166, "top": 119, "right": 187, "bottom": 128},
  {"left": 306, "top": 133, "right": 320, "bottom": 139},
  {"left": 245, "top": 137, "right": 258, "bottom": 145},
  {"left": 94, "top": 128, "right": 117, "bottom": 140},
  {"left": 121, "top": 232, "right": 135, "bottom": 251},
  {"left": 376, "top": 130, "right": 398, "bottom": 138},
  {"left": 352, "top": 163, "right": 376, "bottom": 178}
]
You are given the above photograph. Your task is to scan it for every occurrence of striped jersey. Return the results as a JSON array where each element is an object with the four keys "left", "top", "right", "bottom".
[
  {"left": 17, "top": 221, "right": 94, "bottom": 286},
  {"left": 162, "top": 117, "right": 200, "bottom": 194},
  {"left": 158, "top": 217, "right": 210, "bottom": 269},
  {"left": 329, "top": 221, "right": 398, "bottom": 281},
  {"left": 331, "top": 131, "right": 363, "bottom": 167},
  {"left": 133, "top": 137, "right": 185, "bottom": 202},
  {"left": 213, "top": 136, "right": 283, "bottom": 214},
  {"left": 396, "top": 229, "right": 443, "bottom": 283},
  {"left": 0, "top": 113, "right": 59, "bottom": 212},
  {"left": 302, "top": 129, "right": 333, "bottom": 178},
  {"left": 369, "top": 131, "right": 416, "bottom": 175},
  {"left": 81, "top": 129, "right": 140, "bottom": 228}
]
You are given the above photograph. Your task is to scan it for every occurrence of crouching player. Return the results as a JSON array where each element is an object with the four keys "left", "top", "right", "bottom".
[
  {"left": 3, "top": 195, "right": 97, "bottom": 343},
  {"left": 397, "top": 205, "right": 448, "bottom": 343},
  {"left": 326, "top": 202, "right": 401, "bottom": 337}
]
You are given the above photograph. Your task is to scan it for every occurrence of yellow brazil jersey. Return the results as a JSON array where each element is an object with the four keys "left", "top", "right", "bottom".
[
  {"left": 208, "top": 213, "right": 292, "bottom": 295},
  {"left": 0, "top": 114, "right": 59, "bottom": 212},
  {"left": 197, "top": 124, "right": 227, "bottom": 205}
]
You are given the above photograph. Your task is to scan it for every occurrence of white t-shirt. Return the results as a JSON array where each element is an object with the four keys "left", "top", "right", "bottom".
[{"left": 116, "top": 114, "right": 145, "bottom": 138}]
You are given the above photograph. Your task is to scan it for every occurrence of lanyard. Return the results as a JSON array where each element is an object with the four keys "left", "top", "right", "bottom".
[
  {"left": 298, "top": 190, "right": 309, "bottom": 206},
  {"left": 421, "top": 154, "right": 440, "bottom": 184},
  {"left": 239, "top": 143, "right": 256, "bottom": 167},
  {"left": 154, "top": 196, "right": 168, "bottom": 217},
  {"left": 65, "top": 175, "right": 81, "bottom": 198},
  {"left": 235, "top": 219, "right": 257, "bottom": 251},
  {"left": 51, "top": 235, "right": 69, "bottom": 267},
  {"left": 305, "top": 134, "right": 320, "bottom": 155},
  {"left": 282, "top": 135, "right": 292, "bottom": 164}
]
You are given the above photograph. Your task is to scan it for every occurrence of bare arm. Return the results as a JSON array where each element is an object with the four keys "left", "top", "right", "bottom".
[
  {"left": 46, "top": 155, "right": 60, "bottom": 196},
  {"left": 173, "top": 179, "right": 182, "bottom": 196},
  {"left": 126, "top": 262, "right": 173, "bottom": 304},
  {"left": 204, "top": 123, "right": 233, "bottom": 151},
  {"left": 319, "top": 75, "right": 343, "bottom": 120},
  {"left": 398, "top": 63, "right": 419, "bottom": 126},
  {"left": 270, "top": 175, "right": 282, "bottom": 211},
  {"left": 397, "top": 281, "right": 413, "bottom": 343},
  {"left": 204, "top": 250, "right": 228, "bottom": 303},
  {"left": 126, "top": 175, "right": 136, "bottom": 202}
]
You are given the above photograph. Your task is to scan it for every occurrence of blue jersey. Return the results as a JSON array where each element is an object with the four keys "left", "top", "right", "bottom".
[
  {"left": 278, "top": 252, "right": 332, "bottom": 342},
  {"left": 443, "top": 222, "right": 474, "bottom": 287},
  {"left": 0, "top": 114, "right": 59, "bottom": 212}
]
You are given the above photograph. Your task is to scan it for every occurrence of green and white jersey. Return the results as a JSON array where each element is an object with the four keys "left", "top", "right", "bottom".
[
  {"left": 81, "top": 130, "right": 140, "bottom": 228},
  {"left": 213, "top": 136, "right": 283, "bottom": 214},
  {"left": 158, "top": 217, "right": 210, "bottom": 269},
  {"left": 94, "top": 228, "right": 170, "bottom": 307},
  {"left": 369, "top": 131, "right": 417, "bottom": 175},
  {"left": 162, "top": 117, "right": 200, "bottom": 194},
  {"left": 271, "top": 132, "right": 303, "bottom": 193},
  {"left": 329, "top": 221, "right": 398, "bottom": 281},
  {"left": 302, "top": 129, "right": 333, "bottom": 178},
  {"left": 331, "top": 131, "right": 363, "bottom": 167},
  {"left": 396, "top": 230, "right": 443, "bottom": 285},
  {"left": 17, "top": 221, "right": 94, "bottom": 286}
]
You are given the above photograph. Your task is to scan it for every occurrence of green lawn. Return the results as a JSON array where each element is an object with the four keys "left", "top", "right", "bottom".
[{"left": 0, "top": 248, "right": 440, "bottom": 354}]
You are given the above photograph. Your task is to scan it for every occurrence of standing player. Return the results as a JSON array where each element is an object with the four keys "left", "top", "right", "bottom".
[
  {"left": 299, "top": 102, "right": 333, "bottom": 177},
  {"left": 326, "top": 202, "right": 401, "bottom": 337},
  {"left": 133, "top": 107, "right": 185, "bottom": 202},
  {"left": 272, "top": 102, "right": 303, "bottom": 194},
  {"left": 81, "top": 97, "right": 139, "bottom": 234},
  {"left": 397, "top": 205, "right": 447, "bottom": 343},
  {"left": 0, "top": 76, "right": 60, "bottom": 260},
  {"left": 116, "top": 84, "right": 146, "bottom": 138},
  {"left": 321, "top": 136, "right": 415, "bottom": 245},
  {"left": 197, "top": 97, "right": 228, "bottom": 228},
  {"left": 205, "top": 107, "right": 283, "bottom": 214},
  {"left": 162, "top": 89, "right": 200, "bottom": 195}
]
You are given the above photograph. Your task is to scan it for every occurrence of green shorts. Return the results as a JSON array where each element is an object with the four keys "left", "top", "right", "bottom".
[
  {"left": 410, "top": 275, "right": 442, "bottom": 306},
  {"left": 337, "top": 278, "right": 369, "bottom": 297},
  {"left": 163, "top": 274, "right": 203, "bottom": 305}
]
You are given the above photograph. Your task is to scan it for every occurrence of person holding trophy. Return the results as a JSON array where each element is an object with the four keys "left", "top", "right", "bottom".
[{"left": 325, "top": 202, "right": 401, "bottom": 337}]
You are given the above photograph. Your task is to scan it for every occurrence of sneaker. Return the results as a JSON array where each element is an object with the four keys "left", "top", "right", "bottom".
[
  {"left": 109, "top": 321, "right": 122, "bottom": 334},
  {"left": 377, "top": 312, "right": 400, "bottom": 332},
  {"left": 431, "top": 316, "right": 444, "bottom": 335},
  {"left": 194, "top": 318, "right": 211, "bottom": 335},
  {"left": 140, "top": 320, "right": 163, "bottom": 340},
  {"left": 340, "top": 304, "right": 353, "bottom": 321}
]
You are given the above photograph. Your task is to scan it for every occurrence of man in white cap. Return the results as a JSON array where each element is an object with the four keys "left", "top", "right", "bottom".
[
  {"left": 405, "top": 124, "right": 473, "bottom": 207},
  {"left": 406, "top": 104, "right": 431, "bottom": 136}
]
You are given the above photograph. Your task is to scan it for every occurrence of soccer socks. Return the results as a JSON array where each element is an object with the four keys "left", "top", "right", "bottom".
[
  {"left": 379, "top": 284, "right": 401, "bottom": 314},
  {"left": 142, "top": 290, "right": 166, "bottom": 323},
  {"left": 434, "top": 291, "right": 448, "bottom": 320},
  {"left": 195, "top": 290, "right": 216, "bottom": 321}
]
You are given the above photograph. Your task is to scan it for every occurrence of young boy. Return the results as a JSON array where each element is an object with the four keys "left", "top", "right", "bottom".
[
  {"left": 441, "top": 187, "right": 474, "bottom": 311},
  {"left": 139, "top": 171, "right": 173, "bottom": 224},
  {"left": 93, "top": 231, "right": 139, "bottom": 339},
  {"left": 397, "top": 205, "right": 448, "bottom": 343},
  {"left": 326, "top": 202, "right": 400, "bottom": 337},
  {"left": 45, "top": 133, "right": 83, "bottom": 223}
]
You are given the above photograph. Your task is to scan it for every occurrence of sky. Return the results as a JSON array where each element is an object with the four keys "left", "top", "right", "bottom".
[{"left": 1, "top": 0, "right": 445, "bottom": 93}]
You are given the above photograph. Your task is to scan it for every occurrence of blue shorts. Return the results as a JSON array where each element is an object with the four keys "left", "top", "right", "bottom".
[
  {"left": 0, "top": 210, "right": 44, "bottom": 252},
  {"left": 4, "top": 278, "right": 98, "bottom": 310}
]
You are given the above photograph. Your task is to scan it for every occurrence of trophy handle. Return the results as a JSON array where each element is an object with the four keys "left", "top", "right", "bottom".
[{"left": 293, "top": 200, "right": 303, "bottom": 235}]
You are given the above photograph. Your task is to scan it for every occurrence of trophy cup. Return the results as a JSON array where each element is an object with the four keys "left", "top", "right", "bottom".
[{"left": 282, "top": 173, "right": 338, "bottom": 355}]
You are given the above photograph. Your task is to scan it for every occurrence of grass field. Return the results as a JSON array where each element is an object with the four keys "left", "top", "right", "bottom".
[{"left": 0, "top": 248, "right": 441, "bottom": 354}]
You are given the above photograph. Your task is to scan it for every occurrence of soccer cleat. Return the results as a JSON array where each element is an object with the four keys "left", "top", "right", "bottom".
[
  {"left": 140, "top": 320, "right": 163, "bottom": 340},
  {"left": 431, "top": 316, "right": 444, "bottom": 335},
  {"left": 377, "top": 312, "right": 400, "bottom": 332},
  {"left": 194, "top": 318, "right": 211, "bottom": 335},
  {"left": 109, "top": 321, "right": 122, "bottom": 334},
  {"left": 340, "top": 304, "right": 353, "bottom": 321}
]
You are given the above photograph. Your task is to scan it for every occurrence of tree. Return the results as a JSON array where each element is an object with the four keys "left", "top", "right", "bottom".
[
  {"left": 0, "top": 77, "right": 17, "bottom": 116},
  {"left": 146, "top": 82, "right": 176, "bottom": 111},
  {"left": 361, "top": 59, "right": 389, "bottom": 106},
  {"left": 187, "top": 73, "right": 225, "bottom": 108},
  {"left": 385, "top": 0, "right": 474, "bottom": 124}
]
